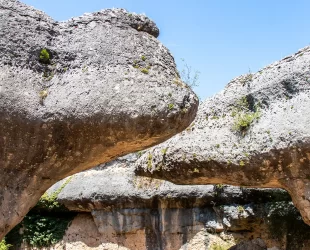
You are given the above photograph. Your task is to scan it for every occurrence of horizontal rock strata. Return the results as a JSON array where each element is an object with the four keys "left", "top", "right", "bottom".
[{"left": 35, "top": 154, "right": 310, "bottom": 250}]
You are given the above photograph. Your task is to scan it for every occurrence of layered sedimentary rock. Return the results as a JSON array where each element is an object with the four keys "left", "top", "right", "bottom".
[
  {"left": 0, "top": 1, "right": 198, "bottom": 237},
  {"left": 35, "top": 154, "right": 310, "bottom": 250},
  {"left": 136, "top": 46, "right": 310, "bottom": 226}
]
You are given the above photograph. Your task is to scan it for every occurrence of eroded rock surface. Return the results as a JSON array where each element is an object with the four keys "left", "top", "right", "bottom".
[
  {"left": 34, "top": 154, "right": 310, "bottom": 250},
  {"left": 0, "top": 0, "right": 198, "bottom": 237},
  {"left": 135, "top": 46, "right": 310, "bottom": 226}
]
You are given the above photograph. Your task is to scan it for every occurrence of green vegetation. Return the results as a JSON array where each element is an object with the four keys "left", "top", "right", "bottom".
[
  {"left": 240, "top": 72, "right": 253, "bottom": 86},
  {"left": 39, "top": 49, "right": 50, "bottom": 64},
  {"left": 132, "top": 57, "right": 151, "bottom": 73},
  {"left": 232, "top": 96, "right": 261, "bottom": 133},
  {"left": 6, "top": 177, "right": 75, "bottom": 248},
  {"left": 239, "top": 160, "right": 245, "bottom": 167},
  {"left": 22, "top": 214, "right": 73, "bottom": 248},
  {"left": 43, "top": 71, "right": 54, "bottom": 81},
  {"left": 168, "top": 103, "right": 174, "bottom": 110},
  {"left": 237, "top": 205, "right": 245, "bottom": 213},
  {"left": 266, "top": 201, "right": 310, "bottom": 248},
  {"left": 82, "top": 66, "right": 88, "bottom": 73},
  {"left": 137, "top": 151, "right": 144, "bottom": 158},
  {"left": 173, "top": 77, "right": 184, "bottom": 87},
  {"left": 140, "top": 68, "right": 149, "bottom": 74},
  {"left": 161, "top": 148, "right": 168, "bottom": 155},
  {"left": 37, "top": 177, "right": 73, "bottom": 211},
  {"left": 233, "top": 112, "right": 260, "bottom": 131},
  {"left": 179, "top": 58, "right": 200, "bottom": 88},
  {"left": 0, "top": 240, "right": 11, "bottom": 250},
  {"left": 147, "top": 153, "right": 153, "bottom": 170}
]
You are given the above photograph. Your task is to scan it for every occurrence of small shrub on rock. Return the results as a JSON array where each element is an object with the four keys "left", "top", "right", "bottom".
[{"left": 39, "top": 48, "right": 50, "bottom": 64}]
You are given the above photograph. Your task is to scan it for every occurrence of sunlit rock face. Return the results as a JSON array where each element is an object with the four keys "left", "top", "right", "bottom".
[
  {"left": 135, "top": 46, "right": 310, "bottom": 227},
  {"left": 0, "top": 0, "right": 198, "bottom": 238}
]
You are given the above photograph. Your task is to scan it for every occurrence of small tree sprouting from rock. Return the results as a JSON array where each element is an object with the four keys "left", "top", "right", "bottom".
[{"left": 179, "top": 58, "right": 200, "bottom": 89}]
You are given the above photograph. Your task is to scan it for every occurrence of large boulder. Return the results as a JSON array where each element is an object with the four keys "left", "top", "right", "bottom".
[
  {"left": 0, "top": 0, "right": 198, "bottom": 237},
  {"left": 135, "top": 46, "right": 310, "bottom": 226}
]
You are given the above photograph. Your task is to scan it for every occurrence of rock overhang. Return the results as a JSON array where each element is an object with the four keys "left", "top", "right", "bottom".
[
  {"left": 0, "top": 0, "right": 198, "bottom": 238},
  {"left": 135, "top": 45, "right": 310, "bottom": 226}
]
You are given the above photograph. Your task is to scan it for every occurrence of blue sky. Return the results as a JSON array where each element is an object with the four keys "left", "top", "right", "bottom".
[{"left": 21, "top": 0, "right": 310, "bottom": 100}]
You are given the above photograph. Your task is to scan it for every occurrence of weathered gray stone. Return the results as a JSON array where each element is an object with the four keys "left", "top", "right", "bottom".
[
  {"left": 42, "top": 154, "right": 310, "bottom": 250},
  {"left": 229, "top": 238, "right": 267, "bottom": 250},
  {"left": 54, "top": 154, "right": 290, "bottom": 211},
  {"left": 0, "top": 0, "right": 198, "bottom": 238},
  {"left": 135, "top": 46, "right": 310, "bottom": 226}
]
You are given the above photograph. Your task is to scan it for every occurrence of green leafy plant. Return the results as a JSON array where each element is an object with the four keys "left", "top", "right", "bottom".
[
  {"left": 39, "top": 49, "right": 50, "bottom": 64},
  {"left": 233, "top": 112, "right": 260, "bottom": 131},
  {"left": 23, "top": 214, "right": 73, "bottom": 248},
  {"left": 232, "top": 96, "right": 261, "bottom": 132},
  {"left": 6, "top": 177, "right": 75, "bottom": 248},
  {"left": 168, "top": 103, "right": 174, "bottom": 110},
  {"left": 141, "top": 55, "right": 146, "bottom": 61},
  {"left": 0, "top": 239, "right": 12, "bottom": 250},
  {"left": 37, "top": 176, "right": 73, "bottom": 211}
]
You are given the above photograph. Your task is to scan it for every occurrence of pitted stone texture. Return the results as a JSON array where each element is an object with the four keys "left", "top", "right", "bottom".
[
  {"left": 53, "top": 154, "right": 289, "bottom": 211},
  {"left": 0, "top": 0, "right": 198, "bottom": 238},
  {"left": 135, "top": 46, "right": 310, "bottom": 226}
]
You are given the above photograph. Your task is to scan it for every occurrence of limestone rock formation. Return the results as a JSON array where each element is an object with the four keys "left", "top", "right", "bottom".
[
  {"left": 136, "top": 46, "right": 310, "bottom": 226},
  {"left": 0, "top": 0, "right": 198, "bottom": 237},
  {"left": 21, "top": 154, "right": 308, "bottom": 250},
  {"left": 229, "top": 238, "right": 267, "bottom": 250}
]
